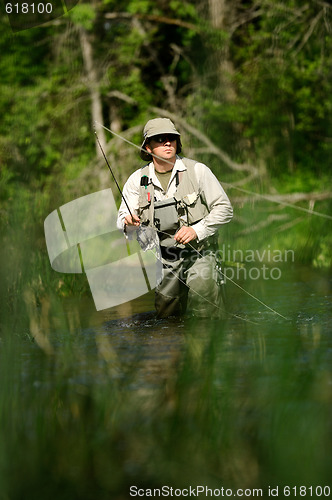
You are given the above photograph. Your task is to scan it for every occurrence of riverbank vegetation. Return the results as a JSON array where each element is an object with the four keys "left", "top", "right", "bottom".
[
  {"left": 0, "top": 1, "right": 332, "bottom": 497},
  {"left": 1, "top": 0, "right": 331, "bottom": 309}
]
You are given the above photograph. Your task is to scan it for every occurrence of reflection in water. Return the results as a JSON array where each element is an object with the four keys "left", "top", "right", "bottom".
[
  {"left": 4, "top": 266, "right": 332, "bottom": 497},
  {"left": 58, "top": 266, "right": 332, "bottom": 404},
  {"left": 101, "top": 313, "right": 186, "bottom": 390}
]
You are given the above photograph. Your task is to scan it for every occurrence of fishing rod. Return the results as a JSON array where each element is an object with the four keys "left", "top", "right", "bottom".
[
  {"left": 94, "top": 123, "right": 288, "bottom": 321},
  {"left": 94, "top": 130, "right": 134, "bottom": 218},
  {"left": 95, "top": 129, "right": 154, "bottom": 291},
  {"left": 96, "top": 121, "right": 332, "bottom": 221},
  {"left": 94, "top": 127, "right": 238, "bottom": 320}
]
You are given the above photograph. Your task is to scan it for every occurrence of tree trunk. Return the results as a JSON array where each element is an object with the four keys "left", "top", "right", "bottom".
[
  {"left": 208, "top": 0, "right": 226, "bottom": 29},
  {"left": 79, "top": 27, "right": 106, "bottom": 157},
  {"left": 208, "top": 0, "right": 236, "bottom": 101}
]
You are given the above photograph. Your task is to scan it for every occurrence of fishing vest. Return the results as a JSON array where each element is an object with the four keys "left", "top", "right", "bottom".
[{"left": 138, "top": 157, "right": 209, "bottom": 247}]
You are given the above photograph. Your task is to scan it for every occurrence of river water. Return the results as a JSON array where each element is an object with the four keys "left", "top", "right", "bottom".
[
  {"left": 79, "top": 264, "right": 332, "bottom": 488},
  {"left": 75, "top": 264, "right": 332, "bottom": 389},
  {"left": 5, "top": 263, "right": 331, "bottom": 496}
]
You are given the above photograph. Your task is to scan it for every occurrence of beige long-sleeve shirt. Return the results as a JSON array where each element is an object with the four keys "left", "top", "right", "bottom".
[{"left": 117, "top": 156, "right": 233, "bottom": 241}]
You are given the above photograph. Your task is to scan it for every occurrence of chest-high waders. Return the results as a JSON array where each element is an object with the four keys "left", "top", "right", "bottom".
[{"left": 138, "top": 158, "right": 225, "bottom": 319}]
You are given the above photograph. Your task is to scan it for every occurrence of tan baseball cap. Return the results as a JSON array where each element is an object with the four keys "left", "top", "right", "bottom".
[{"left": 140, "top": 118, "right": 181, "bottom": 160}]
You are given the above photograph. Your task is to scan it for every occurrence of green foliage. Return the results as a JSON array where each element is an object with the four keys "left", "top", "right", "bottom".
[
  {"left": 127, "top": 0, "right": 151, "bottom": 14},
  {"left": 1, "top": 0, "right": 331, "bottom": 187},
  {"left": 169, "top": 0, "right": 198, "bottom": 19},
  {"left": 0, "top": 3, "right": 331, "bottom": 495},
  {"left": 68, "top": 3, "right": 96, "bottom": 30},
  {"left": 0, "top": 0, "right": 331, "bottom": 310},
  {"left": 226, "top": 0, "right": 332, "bottom": 174}
]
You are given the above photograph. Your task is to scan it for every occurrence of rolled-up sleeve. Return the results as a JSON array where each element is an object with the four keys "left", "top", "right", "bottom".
[{"left": 190, "top": 162, "right": 233, "bottom": 241}]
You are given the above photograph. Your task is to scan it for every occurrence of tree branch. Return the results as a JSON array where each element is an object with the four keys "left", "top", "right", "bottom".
[
  {"left": 101, "top": 90, "right": 261, "bottom": 176},
  {"left": 150, "top": 106, "right": 261, "bottom": 175},
  {"left": 294, "top": 9, "right": 324, "bottom": 55},
  {"left": 104, "top": 12, "right": 199, "bottom": 32},
  {"left": 238, "top": 214, "right": 289, "bottom": 235},
  {"left": 230, "top": 191, "right": 332, "bottom": 204}
]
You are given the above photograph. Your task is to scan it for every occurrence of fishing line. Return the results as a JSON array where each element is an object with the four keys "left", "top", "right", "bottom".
[
  {"left": 94, "top": 124, "right": 295, "bottom": 320},
  {"left": 223, "top": 184, "right": 332, "bottom": 221},
  {"left": 144, "top": 243, "right": 259, "bottom": 325},
  {"left": 96, "top": 121, "right": 332, "bottom": 221},
  {"left": 95, "top": 121, "right": 179, "bottom": 166},
  {"left": 96, "top": 124, "right": 288, "bottom": 320},
  {"left": 157, "top": 230, "right": 288, "bottom": 321}
]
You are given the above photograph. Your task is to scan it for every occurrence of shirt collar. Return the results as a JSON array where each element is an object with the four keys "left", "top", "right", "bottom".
[
  {"left": 148, "top": 155, "right": 186, "bottom": 183},
  {"left": 149, "top": 155, "right": 187, "bottom": 177}
]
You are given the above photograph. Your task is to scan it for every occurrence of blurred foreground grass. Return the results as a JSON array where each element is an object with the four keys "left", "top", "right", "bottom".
[
  {"left": 0, "top": 190, "right": 331, "bottom": 499},
  {"left": 1, "top": 302, "right": 332, "bottom": 499}
]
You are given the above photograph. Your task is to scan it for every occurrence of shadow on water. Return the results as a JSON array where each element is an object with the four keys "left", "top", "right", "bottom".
[{"left": 1, "top": 263, "right": 332, "bottom": 499}]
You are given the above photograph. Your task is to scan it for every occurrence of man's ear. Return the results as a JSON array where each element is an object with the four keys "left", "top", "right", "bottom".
[{"left": 145, "top": 143, "right": 152, "bottom": 154}]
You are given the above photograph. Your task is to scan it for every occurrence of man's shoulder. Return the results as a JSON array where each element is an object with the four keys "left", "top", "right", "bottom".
[
  {"left": 130, "top": 163, "right": 151, "bottom": 176},
  {"left": 140, "top": 162, "right": 151, "bottom": 174},
  {"left": 179, "top": 156, "right": 207, "bottom": 169},
  {"left": 179, "top": 157, "right": 210, "bottom": 178},
  {"left": 180, "top": 156, "right": 197, "bottom": 168}
]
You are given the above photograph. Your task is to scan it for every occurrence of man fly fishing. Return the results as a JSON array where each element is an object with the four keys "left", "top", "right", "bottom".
[{"left": 116, "top": 117, "right": 233, "bottom": 318}]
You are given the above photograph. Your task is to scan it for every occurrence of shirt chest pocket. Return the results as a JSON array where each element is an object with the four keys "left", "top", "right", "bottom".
[
  {"left": 138, "top": 190, "right": 152, "bottom": 209},
  {"left": 154, "top": 198, "right": 179, "bottom": 233}
]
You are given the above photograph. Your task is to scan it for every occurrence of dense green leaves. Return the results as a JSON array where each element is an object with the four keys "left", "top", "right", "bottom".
[
  {"left": 1, "top": 0, "right": 330, "bottom": 182},
  {"left": 228, "top": 0, "right": 332, "bottom": 173},
  {"left": 0, "top": 0, "right": 331, "bottom": 260}
]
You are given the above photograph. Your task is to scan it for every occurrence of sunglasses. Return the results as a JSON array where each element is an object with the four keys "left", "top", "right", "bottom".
[{"left": 150, "top": 134, "right": 178, "bottom": 144}]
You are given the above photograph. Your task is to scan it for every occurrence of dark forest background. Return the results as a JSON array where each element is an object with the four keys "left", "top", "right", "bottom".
[
  {"left": 1, "top": 0, "right": 332, "bottom": 303},
  {"left": 1, "top": 3, "right": 332, "bottom": 499}
]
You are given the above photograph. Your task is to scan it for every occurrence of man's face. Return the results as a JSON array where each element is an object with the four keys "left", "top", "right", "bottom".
[{"left": 145, "top": 134, "right": 177, "bottom": 162}]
